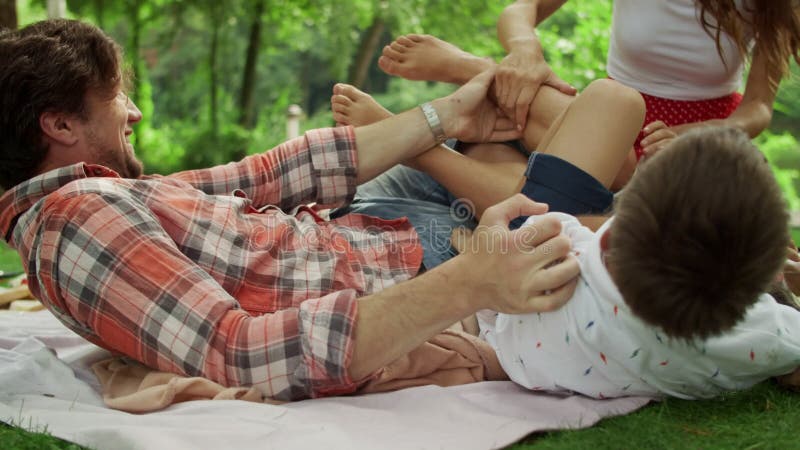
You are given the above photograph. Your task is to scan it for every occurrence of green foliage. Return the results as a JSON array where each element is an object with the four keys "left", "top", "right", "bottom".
[
  {"left": 538, "top": 0, "right": 613, "bottom": 89},
  {"left": 756, "top": 131, "right": 800, "bottom": 211}
]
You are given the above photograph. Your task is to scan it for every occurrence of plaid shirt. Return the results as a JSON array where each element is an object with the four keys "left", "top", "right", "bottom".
[{"left": 0, "top": 126, "right": 422, "bottom": 401}]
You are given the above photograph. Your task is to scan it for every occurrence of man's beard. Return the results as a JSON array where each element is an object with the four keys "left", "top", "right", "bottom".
[
  {"left": 121, "top": 153, "right": 144, "bottom": 179},
  {"left": 93, "top": 145, "right": 144, "bottom": 179}
]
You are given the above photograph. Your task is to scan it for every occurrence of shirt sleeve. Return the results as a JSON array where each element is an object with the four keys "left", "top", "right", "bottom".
[
  {"left": 167, "top": 126, "right": 359, "bottom": 210},
  {"left": 32, "top": 188, "right": 363, "bottom": 401},
  {"left": 714, "top": 294, "right": 800, "bottom": 381}
]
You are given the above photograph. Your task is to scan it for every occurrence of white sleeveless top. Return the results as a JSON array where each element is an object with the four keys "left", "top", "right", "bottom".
[{"left": 606, "top": 0, "right": 752, "bottom": 100}]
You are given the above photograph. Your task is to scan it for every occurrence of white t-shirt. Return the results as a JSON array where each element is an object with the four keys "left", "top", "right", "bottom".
[
  {"left": 479, "top": 213, "right": 800, "bottom": 399},
  {"left": 606, "top": 0, "right": 752, "bottom": 100}
]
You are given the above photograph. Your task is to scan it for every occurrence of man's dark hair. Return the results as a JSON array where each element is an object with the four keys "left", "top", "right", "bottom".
[
  {"left": 0, "top": 19, "right": 123, "bottom": 190},
  {"left": 608, "top": 127, "right": 789, "bottom": 340}
]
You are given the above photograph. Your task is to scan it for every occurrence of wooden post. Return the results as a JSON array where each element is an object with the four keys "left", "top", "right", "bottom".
[
  {"left": 286, "top": 104, "right": 303, "bottom": 139},
  {"left": 47, "top": 0, "right": 66, "bottom": 18}
]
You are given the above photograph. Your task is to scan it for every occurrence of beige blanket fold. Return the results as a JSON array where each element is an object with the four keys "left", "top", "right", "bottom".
[{"left": 92, "top": 322, "right": 506, "bottom": 413}]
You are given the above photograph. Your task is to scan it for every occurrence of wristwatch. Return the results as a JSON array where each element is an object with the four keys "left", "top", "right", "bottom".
[{"left": 420, "top": 102, "right": 447, "bottom": 145}]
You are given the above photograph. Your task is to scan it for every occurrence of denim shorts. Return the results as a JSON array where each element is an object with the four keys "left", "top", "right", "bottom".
[
  {"left": 331, "top": 165, "right": 477, "bottom": 270},
  {"left": 510, "top": 152, "right": 613, "bottom": 229}
]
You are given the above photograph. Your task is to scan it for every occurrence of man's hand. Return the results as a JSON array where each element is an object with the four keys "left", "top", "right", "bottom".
[
  {"left": 432, "top": 68, "right": 523, "bottom": 143},
  {"left": 457, "top": 194, "right": 580, "bottom": 314},
  {"left": 495, "top": 40, "right": 577, "bottom": 131}
]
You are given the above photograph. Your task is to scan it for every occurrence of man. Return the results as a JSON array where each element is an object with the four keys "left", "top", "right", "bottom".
[{"left": 0, "top": 19, "right": 579, "bottom": 401}]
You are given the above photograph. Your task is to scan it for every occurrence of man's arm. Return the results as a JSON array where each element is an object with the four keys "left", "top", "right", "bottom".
[
  {"left": 353, "top": 68, "right": 521, "bottom": 184},
  {"left": 170, "top": 68, "right": 519, "bottom": 211},
  {"left": 350, "top": 194, "right": 580, "bottom": 379}
]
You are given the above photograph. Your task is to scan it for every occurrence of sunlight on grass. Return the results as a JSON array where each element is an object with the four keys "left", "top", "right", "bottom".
[{"left": 0, "top": 241, "right": 22, "bottom": 274}]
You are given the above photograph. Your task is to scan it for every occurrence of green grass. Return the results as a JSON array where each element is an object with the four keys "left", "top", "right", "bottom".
[
  {"left": 0, "top": 422, "right": 86, "bottom": 450},
  {"left": 0, "top": 241, "right": 22, "bottom": 274},
  {"left": 512, "top": 382, "right": 800, "bottom": 449}
]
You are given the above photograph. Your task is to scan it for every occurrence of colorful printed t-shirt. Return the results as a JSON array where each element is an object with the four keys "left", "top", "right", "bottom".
[{"left": 479, "top": 213, "right": 800, "bottom": 399}]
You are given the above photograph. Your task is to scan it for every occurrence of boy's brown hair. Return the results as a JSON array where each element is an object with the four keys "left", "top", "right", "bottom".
[{"left": 608, "top": 127, "right": 789, "bottom": 340}]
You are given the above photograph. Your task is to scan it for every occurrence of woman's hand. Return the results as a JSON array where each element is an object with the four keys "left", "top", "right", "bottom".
[
  {"left": 782, "top": 243, "right": 800, "bottom": 296},
  {"left": 640, "top": 120, "right": 678, "bottom": 160}
]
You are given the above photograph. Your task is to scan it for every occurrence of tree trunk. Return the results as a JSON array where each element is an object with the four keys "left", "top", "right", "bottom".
[
  {"left": 93, "top": 0, "right": 106, "bottom": 29},
  {"left": 238, "top": 0, "right": 266, "bottom": 129},
  {"left": 127, "top": 0, "right": 143, "bottom": 105},
  {"left": 0, "top": 0, "right": 17, "bottom": 30},
  {"left": 347, "top": 17, "right": 385, "bottom": 89},
  {"left": 126, "top": 0, "right": 144, "bottom": 153},
  {"left": 209, "top": 20, "right": 220, "bottom": 137}
]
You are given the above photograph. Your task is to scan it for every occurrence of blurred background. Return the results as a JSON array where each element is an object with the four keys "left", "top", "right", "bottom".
[{"left": 1, "top": 0, "right": 800, "bottom": 273}]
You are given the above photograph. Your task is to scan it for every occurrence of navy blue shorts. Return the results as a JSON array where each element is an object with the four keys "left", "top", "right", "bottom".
[{"left": 510, "top": 152, "right": 613, "bottom": 230}]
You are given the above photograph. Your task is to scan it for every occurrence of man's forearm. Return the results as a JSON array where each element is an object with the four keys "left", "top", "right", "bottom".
[
  {"left": 353, "top": 100, "right": 446, "bottom": 184},
  {"left": 348, "top": 255, "right": 480, "bottom": 380}
]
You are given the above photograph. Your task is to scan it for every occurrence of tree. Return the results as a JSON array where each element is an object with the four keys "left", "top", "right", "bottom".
[
  {"left": 0, "top": 0, "right": 17, "bottom": 29},
  {"left": 347, "top": 16, "right": 385, "bottom": 89},
  {"left": 238, "top": 0, "right": 265, "bottom": 129}
]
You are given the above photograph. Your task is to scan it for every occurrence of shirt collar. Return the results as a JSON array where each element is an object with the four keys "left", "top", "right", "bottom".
[{"left": 0, "top": 163, "right": 120, "bottom": 243}]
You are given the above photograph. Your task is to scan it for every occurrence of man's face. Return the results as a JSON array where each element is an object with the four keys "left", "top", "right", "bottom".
[{"left": 76, "top": 87, "right": 144, "bottom": 178}]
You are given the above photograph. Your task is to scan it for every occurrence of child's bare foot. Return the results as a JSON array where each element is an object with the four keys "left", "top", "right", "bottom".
[
  {"left": 378, "top": 34, "right": 493, "bottom": 85},
  {"left": 331, "top": 83, "right": 393, "bottom": 126}
]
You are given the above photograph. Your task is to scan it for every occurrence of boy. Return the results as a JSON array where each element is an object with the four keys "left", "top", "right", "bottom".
[
  {"left": 474, "top": 128, "right": 800, "bottom": 398},
  {"left": 332, "top": 81, "right": 800, "bottom": 398}
]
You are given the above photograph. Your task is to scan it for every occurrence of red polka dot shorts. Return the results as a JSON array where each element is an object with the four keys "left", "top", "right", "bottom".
[{"left": 634, "top": 91, "right": 743, "bottom": 160}]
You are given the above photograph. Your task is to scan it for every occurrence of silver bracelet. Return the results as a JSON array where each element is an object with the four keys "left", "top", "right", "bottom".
[{"left": 420, "top": 102, "right": 447, "bottom": 145}]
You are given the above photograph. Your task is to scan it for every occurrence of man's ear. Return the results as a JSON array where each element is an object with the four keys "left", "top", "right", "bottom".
[{"left": 39, "top": 111, "right": 80, "bottom": 146}]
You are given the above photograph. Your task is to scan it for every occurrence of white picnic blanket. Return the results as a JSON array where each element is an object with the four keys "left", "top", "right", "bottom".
[{"left": 0, "top": 310, "right": 651, "bottom": 450}]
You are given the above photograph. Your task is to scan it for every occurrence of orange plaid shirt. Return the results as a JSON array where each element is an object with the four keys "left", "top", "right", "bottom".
[{"left": 0, "top": 126, "right": 423, "bottom": 400}]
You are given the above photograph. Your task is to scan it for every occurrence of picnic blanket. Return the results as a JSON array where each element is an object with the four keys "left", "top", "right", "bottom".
[{"left": 0, "top": 310, "right": 652, "bottom": 450}]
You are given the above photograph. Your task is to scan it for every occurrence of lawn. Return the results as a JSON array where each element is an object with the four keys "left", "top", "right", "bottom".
[
  {"left": 1, "top": 238, "right": 798, "bottom": 449},
  {"left": 0, "top": 241, "right": 22, "bottom": 275}
]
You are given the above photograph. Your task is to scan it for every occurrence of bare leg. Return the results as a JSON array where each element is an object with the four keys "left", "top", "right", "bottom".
[
  {"left": 379, "top": 34, "right": 574, "bottom": 153},
  {"left": 329, "top": 80, "right": 644, "bottom": 217},
  {"left": 533, "top": 79, "right": 645, "bottom": 188},
  {"left": 331, "top": 84, "right": 392, "bottom": 125},
  {"left": 415, "top": 80, "right": 644, "bottom": 216}
]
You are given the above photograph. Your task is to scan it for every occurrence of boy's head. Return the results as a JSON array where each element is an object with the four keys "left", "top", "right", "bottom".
[{"left": 607, "top": 127, "right": 789, "bottom": 340}]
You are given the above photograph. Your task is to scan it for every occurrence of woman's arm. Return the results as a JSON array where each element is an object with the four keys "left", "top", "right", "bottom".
[{"left": 496, "top": 0, "right": 576, "bottom": 130}]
